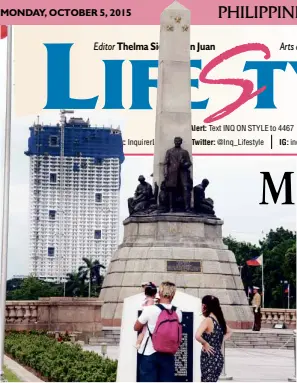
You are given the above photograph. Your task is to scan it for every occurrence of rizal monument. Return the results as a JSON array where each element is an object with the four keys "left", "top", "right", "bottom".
[{"left": 99, "top": 1, "right": 253, "bottom": 329}]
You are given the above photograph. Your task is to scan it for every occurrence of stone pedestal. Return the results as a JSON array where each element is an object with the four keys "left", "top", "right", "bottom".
[{"left": 100, "top": 214, "right": 253, "bottom": 329}]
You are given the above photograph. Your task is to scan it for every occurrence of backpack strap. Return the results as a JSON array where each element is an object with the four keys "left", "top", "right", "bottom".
[
  {"left": 156, "top": 304, "right": 177, "bottom": 312},
  {"left": 141, "top": 326, "right": 152, "bottom": 355}
]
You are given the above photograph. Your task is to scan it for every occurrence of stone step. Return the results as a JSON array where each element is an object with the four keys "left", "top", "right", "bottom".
[
  {"left": 89, "top": 337, "right": 118, "bottom": 345},
  {"left": 232, "top": 333, "right": 292, "bottom": 337},
  {"left": 93, "top": 329, "right": 295, "bottom": 349},
  {"left": 230, "top": 335, "right": 293, "bottom": 340}
]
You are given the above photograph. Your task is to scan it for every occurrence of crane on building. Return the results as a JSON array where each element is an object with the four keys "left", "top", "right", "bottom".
[{"left": 58, "top": 110, "right": 74, "bottom": 283}]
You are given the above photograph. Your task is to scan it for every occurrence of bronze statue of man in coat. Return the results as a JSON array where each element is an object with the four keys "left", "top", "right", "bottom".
[{"left": 164, "top": 137, "right": 192, "bottom": 212}]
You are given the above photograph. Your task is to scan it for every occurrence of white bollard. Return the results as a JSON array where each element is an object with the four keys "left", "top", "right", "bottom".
[
  {"left": 101, "top": 343, "right": 108, "bottom": 358},
  {"left": 219, "top": 341, "right": 233, "bottom": 381},
  {"left": 288, "top": 330, "right": 296, "bottom": 382}
]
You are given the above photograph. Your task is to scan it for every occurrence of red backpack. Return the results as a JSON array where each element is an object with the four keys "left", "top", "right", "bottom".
[{"left": 144, "top": 304, "right": 182, "bottom": 354}]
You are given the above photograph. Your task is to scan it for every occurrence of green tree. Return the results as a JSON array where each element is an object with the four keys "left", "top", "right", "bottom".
[
  {"left": 260, "top": 228, "right": 295, "bottom": 308},
  {"left": 260, "top": 227, "right": 295, "bottom": 251},
  {"left": 224, "top": 227, "right": 296, "bottom": 309},
  {"left": 6, "top": 278, "right": 23, "bottom": 292},
  {"left": 64, "top": 272, "right": 85, "bottom": 297},
  {"left": 283, "top": 242, "right": 296, "bottom": 286},
  {"left": 223, "top": 236, "right": 260, "bottom": 297},
  {"left": 6, "top": 276, "right": 63, "bottom": 300},
  {"left": 78, "top": 258, "right": 106, "bottom": 297}
]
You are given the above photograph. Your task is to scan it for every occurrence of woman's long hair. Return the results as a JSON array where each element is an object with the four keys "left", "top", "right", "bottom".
[{"left": 202, "top": 295, "right": 227, "bottom": 335}]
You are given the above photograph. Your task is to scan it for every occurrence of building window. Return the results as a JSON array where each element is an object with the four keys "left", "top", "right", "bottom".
[
  {"left": 49, "top": 136, "right": 59, "bottom": 147},
  {"left": 94, "top": 230, "right": 102, "bottom": 240},
  {"left": 95, "top": 193, "right": 102, "bottom": 203},
  {"left": 48, "top": 247, "right": 55, "bottom": 257},
  {"left": 94, "top": 158, "right": 102, "bottom": 165},
  {"left": 49, "top": 210, "right": 56, "bottom": 220},
  {"left": 50, "top": 173, "right": 57, "bottom": 183},
  {"left": 73, "top": 164, "right": 80, "bottom": 172}
]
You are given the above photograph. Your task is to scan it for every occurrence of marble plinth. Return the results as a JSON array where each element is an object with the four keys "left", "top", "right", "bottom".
[
  {"left": 116, "top": 291, "right": 202, "bottom": 382},
  {"left": 99, "top": 215, "right": 253, "bottom": 329}
]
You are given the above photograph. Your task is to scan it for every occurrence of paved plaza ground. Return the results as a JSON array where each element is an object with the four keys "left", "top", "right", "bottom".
[{"left": 83, "top": 345, "right": 295, "bottom": 382}]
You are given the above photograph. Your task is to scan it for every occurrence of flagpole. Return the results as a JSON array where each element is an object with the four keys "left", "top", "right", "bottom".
[
  {"left": 0, "top": 25, "right": 12, "bottom": 381},
  {"left": 288, "top": 283, "right": 290, "bottom": 309},
  {"left": 261, "top": 254, "right": 265, "bottom": 309}
]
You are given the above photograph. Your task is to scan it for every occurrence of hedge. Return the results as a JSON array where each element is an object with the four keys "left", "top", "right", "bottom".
[{"left": 5, "top": 331, "right": 117, "bottom": 382}]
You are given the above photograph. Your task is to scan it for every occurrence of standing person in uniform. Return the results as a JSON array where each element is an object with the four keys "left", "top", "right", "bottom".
[
  {"left": 195, "top": 295, "right": 232, "bottom": 382},
  {"left": 252, "top": 286, "right": 262, "bottom": 331}
]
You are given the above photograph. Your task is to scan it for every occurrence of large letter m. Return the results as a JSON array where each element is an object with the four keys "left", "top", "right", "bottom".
[{"left": 260, "top": 172, "right": 294, "bottom": 205}]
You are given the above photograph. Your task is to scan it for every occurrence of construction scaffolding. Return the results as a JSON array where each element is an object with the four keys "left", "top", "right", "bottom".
[{"left": 25, "top": 113, "right": 124, "bottom": 281}]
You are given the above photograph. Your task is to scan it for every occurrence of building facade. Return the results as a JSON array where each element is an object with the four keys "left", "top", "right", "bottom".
[{"left": 25, "top": 116, "right": 124, "bottom": 281}]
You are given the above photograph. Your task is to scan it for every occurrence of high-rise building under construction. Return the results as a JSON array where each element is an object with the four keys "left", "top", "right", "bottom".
[{"left": 25, "top": 112, "right": 124, "bottom": 281}]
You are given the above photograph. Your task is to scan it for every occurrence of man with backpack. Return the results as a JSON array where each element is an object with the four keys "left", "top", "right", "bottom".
[{"left": 134, "top": 281, "right": 183, "bottom": 382}]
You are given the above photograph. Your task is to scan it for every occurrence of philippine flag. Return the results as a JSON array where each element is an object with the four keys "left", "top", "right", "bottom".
[
  {"left": 246, "top": 254, "right": 263, "bottom": 266},
  {"left": 0, "top": 25, "right": 7, "bottom": 39}
]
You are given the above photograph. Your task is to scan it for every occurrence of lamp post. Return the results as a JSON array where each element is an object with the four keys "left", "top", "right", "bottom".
[
  {"left": 0, "top": 26, "right": 12, "bottom": 383},
  {"left": 287, "top": 283, "right": 290, "bottom": 310},
  {"left": 219, "top": 341, "right": 233, "bottom": 381}
]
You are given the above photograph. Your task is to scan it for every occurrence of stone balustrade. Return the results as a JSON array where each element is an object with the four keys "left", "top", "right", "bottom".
[
  {"left": 6, "top": 301, "right": 39, "bottom": 325},
  {"left": 261, "top": 308, "right": 296, "bottom": 329},
  {"left": 5, "top": 298, "right": 103, "bottom": 337},
  {"left": 5, "top": 300, "right": 296, "bottom": 333}
]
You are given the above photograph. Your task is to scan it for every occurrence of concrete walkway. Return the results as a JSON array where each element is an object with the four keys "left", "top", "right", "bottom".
[
  {"left": 4, "top": 355, "right": 42, "bottom": 382},
  {"left": 83, "top": 345, "right": 295, "bottom": 382}
]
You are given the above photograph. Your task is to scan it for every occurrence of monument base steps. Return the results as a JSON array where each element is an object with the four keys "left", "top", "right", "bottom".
[{"left": 91, "top": 328, "right": 295, "bottom": 349}]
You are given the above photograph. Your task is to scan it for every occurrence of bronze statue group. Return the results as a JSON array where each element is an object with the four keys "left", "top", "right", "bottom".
[{"left": 128, "top": 137, "right": 215, "bottom": 216}]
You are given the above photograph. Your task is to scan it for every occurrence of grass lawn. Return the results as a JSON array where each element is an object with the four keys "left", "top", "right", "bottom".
[{"left": 3, "top": 366, "right": 21, "bottom": 382}]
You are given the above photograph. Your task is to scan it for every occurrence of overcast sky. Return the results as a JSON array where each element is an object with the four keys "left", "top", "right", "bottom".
[{"left": 0, "top": 39, "right": 295, "bottom": 279}]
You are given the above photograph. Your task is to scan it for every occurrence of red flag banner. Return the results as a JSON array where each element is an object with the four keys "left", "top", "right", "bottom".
[
  {"left": 246, "top": 255, "right": 263, "bottom": 266},
  {"left": 0, "top": 25, "right": 7, "bottom": 39}
]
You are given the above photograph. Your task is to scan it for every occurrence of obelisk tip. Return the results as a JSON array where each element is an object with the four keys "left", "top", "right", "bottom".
[{"left": 163, "top": 1, "right": 189, "bottom": 12}]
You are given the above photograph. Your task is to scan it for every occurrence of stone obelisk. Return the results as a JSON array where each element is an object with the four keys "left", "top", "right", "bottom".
[{"left": 153, "top": 1, "right": 192, "bottom": 188}]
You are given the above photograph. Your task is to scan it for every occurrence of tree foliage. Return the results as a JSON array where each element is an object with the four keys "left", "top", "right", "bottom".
[
  {"left": 78, "top": 258, "right": 106, "bottom": 296},
  {"left": 6, "top": 258, "right": 105, "bottom": 300},
  {"left": 6, "top": 276, "right": 63, "bottom": 300},
  {"left": 223, "top": 227, "right": 296, "bottom": 308}
]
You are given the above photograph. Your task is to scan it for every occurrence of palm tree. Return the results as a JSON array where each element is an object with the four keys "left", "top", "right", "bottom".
[
  {"left": 65, "top": 272, "right": 85, "bottom": 297},
  {"left": 78, "top": 258, "right": 106, "bottom": 297}
]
